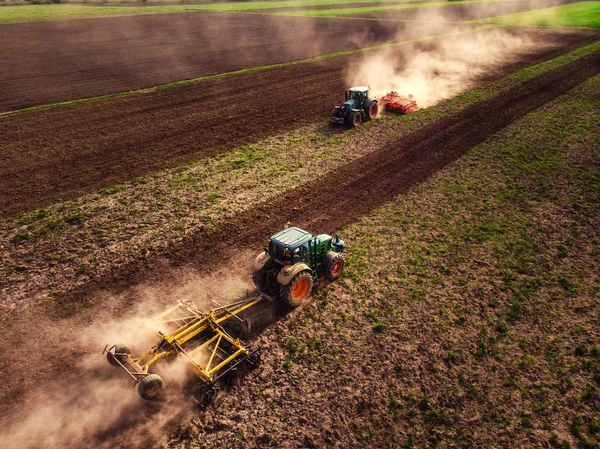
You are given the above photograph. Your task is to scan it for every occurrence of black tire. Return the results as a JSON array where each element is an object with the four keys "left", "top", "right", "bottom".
[
  {"left": 279, "top": 270, "right": 313, "bottom": 308},
  {"left": 107, "top": 344, "right": 131, "bottom": 367},
  {"left": 348, "top": 111, "right": 362, "bottom": 127},
  {"left": 365, "top": 100, "right": 379, "bottom": 120},
  {"left": 138, "top": 373, "right": 164, "bottom": 400},
  {"left": 323, "top": 252, "right": 344, "bottom": 282}
]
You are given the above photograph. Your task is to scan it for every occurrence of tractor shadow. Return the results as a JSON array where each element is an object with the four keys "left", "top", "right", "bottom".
[{"left": 228, "top": 281, "right": 333, "bottom": 340}]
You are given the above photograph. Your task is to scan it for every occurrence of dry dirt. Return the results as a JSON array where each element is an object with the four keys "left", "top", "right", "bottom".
[
  {"left": 1, "top": 28, "right": 598, "bottom": 218},
  {"left": 0, "top": 45, "right": 598, "bottom": 448}
]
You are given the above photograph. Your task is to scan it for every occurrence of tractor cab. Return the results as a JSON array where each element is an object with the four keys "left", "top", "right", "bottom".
[
  {"left": 346, "top": 86, "right": 369, "bottom": 106},
  {"left": 269, "top": 227, "right": 312, "bottom": 265}
]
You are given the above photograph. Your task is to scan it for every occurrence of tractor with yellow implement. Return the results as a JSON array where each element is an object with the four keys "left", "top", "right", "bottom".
[{"left": 105, "top": 226, "right": 345, "bottom": 407}]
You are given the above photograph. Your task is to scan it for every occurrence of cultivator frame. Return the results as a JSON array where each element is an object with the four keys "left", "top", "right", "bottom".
[
  {"left": 105, "top": 294, "right": 265, "bottom": 405},
  {"left": 380, "top": 91, "right": 419, "bottom": 114}
]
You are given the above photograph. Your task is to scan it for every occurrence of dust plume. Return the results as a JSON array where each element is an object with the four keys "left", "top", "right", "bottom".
[
  {"left": 0, "top": 271, "right": 253, "bottom": 449},
  {"left": 347, "top": 27, "right": 539, "bottom": 108},
  {"left": 343, "top": 0, "right": 568, "bottom": 109}
]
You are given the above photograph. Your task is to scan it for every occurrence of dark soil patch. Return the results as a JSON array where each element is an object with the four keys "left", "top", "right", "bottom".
[{"left": 0, "top": 11, "right": 404, "bottom": 112}]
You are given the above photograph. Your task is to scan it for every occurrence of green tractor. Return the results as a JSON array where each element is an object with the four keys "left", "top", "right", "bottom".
[
  {"left": 331, "top": 86, "right": 379, "bottom": 127},
  {"left": 252, "top": 227, "right": 346, "bottom": 308}
]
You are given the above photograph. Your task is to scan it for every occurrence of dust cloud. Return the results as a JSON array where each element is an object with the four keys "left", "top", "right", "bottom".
[
  {"left": 0, "top": 271, "right": 253, "bottom": 449},
  {"left": 346, "top": 10, "right": 542, "bottom": 107}
]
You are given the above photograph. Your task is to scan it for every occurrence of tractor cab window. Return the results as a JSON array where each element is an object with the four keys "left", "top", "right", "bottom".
[
  {"left": 348, "top": 90, "right": 366, "bottom": 103},
  {"left": 270, "top": 242, "right": 295, "bottom": 264},
  {"left": 295, "top": 246, "right": 306, "bottom": 262}
]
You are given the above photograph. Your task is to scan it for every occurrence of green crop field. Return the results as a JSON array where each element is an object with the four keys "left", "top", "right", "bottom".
[
  {"left": 482, "top": 1, "right": 600, "bottom": 28},
  {"left": 0, "top": 0, "right": 427, "bottom": 23},
  {"left": 269, "top": 0, "right": 515, "bottom": 17},
  {"left": 0, "top": 0, "right": 543, "bottom": 24}
]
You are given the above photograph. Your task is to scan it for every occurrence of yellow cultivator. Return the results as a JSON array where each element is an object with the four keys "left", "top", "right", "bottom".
[{"left": 104, "top": 294, "right": 264, "bottom": 407}]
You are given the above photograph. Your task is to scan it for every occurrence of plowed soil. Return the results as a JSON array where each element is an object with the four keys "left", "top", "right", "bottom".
[
  {"left": 0, "top": 12, "right": 404, "bottom": 112},
  {"left": 1, "top": 29, "right": 598, "bottom": 219},
  {"left": 0, "top": 45, "right": 598, "bottom": 447}
]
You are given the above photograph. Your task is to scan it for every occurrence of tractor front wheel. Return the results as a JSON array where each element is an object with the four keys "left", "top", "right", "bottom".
[
  {"left": 279, "top": 271, "right": 313, "bottom": 308},
  {"left": 323, "top": 252, "right": 344, "bottom": 282},
  {"left": 138, "top": 373, "right": 164, "bottom": 400},
  {"left": 349, "top": 111, "right": 362, "bottom": 127}
]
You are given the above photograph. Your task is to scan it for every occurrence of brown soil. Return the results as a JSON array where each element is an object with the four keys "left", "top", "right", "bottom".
[
  {"left": 0, "top": 43, "right": 598, "bottom": 447},
  {"left": 1, "top": 29, "right": 598, "bottom": 219},
  {"left": 0, "top": 11, "right": 404, "bottom": 112}
]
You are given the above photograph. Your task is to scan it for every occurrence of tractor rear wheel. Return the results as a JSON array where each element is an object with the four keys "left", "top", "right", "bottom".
[
  {"left": 349, "top": 111, "right": 362, "bottom": 127},
  {"left": 365, "top": 100, "right": 379, "bottom": 120},
  {"left": 107, "top": 344, "right": 131, "bottom": 367},
  {"left": 138, "top": 373, "right": 164, "bottom": 400},
  {"left": 279, "top": 271, "right": 313, "bottom": 308},
  {"left": 323, "top": 252, "right": 344, "bottom": 282}
]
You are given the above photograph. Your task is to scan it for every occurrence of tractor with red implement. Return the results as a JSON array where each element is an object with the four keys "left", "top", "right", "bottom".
[
  {"left": 331, "top": 86, "right": 379, "bottom": 127},
  {"left": 332, "top": 87, "right": 418, "bottom": 127}
]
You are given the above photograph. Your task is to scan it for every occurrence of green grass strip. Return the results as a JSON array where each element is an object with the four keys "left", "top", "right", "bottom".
[
  {"left": 0, "top": 0, "right": 438, "bottom": 24},
  {"left": 0, "top": 25, "right": 491, "bottom": 119},
  {"left": 270, "top": 0, "right": 524, "bottom": 17},
  {"left": 476, "top": 1, "right": 600, "bottom": 29}
]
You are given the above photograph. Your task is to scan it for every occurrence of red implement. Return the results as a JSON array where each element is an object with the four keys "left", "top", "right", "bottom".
[{"left": 380, "top": 92, "right": 419, "bottom": 114}]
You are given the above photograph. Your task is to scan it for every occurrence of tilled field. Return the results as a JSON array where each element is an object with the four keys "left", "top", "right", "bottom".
[
  {"left": 0, "top": 44, "right": 598, "bottom": 449},
  {"left": 0, "top": 11, "right": 407, "bottom": 112},
  {"left": 1, "top": 4, "right": 600, "bottom": 445},
  {"left": 1, "top": 28, "right": 598, "bottom": 218}
]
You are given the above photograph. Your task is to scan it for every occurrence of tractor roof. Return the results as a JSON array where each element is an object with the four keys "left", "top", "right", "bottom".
[
  {"left": 349, "top": 86, "right": 369, "bottom": 92},
  {"left": 270, "top": 227, "right": 312, "bottom": 250}
]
